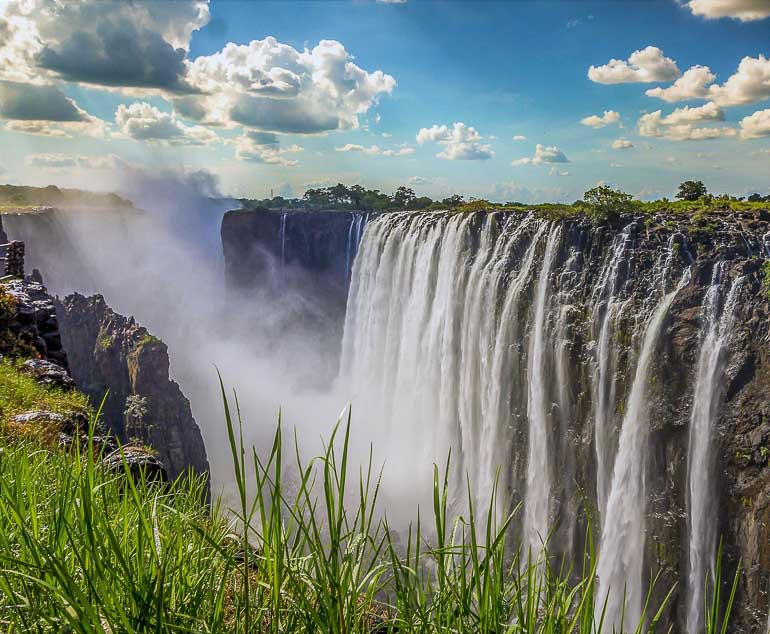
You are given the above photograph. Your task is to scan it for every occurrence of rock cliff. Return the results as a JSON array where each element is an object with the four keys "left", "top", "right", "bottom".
[{"left": 55, "top": 293, "right": 210, "bottom": 489}]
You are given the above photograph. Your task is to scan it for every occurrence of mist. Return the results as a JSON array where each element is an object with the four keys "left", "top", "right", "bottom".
[{"left": 2, "top": 166, "right": 368, "bottom": 504}]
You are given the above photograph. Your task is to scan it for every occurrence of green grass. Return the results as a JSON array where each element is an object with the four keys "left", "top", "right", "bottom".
[
  {"left": 0, "top": 360, "right": 89, "bottom": 427},
  {"left": 0, "top": 366, "right": 742, "bottom": 632}
]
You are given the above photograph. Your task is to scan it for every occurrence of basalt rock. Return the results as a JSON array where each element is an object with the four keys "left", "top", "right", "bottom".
[
  {"left": 2, "top": 278, "right": 69, "bottom": 367},
  {"left": 19, "top": 358, "right": 76, "bottom": 391},
  {"left": 55, "top": 293, "right": 209, "bottom": 492}
]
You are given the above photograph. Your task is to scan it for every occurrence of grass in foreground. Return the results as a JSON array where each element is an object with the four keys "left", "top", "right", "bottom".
[{"left": 0, "top": 368, "right": 741, "bottom": 632}]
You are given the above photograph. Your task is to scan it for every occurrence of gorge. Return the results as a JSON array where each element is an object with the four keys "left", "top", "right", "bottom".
[{"left": 2, "top": 202, "right": 769, "bottom": 632}]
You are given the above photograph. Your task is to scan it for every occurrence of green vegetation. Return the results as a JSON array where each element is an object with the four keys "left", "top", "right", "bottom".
[
  {"left": 0, "top": 357, "right": 741, "bottom": 632},
  {"left": 676, "top": 180, "right": 709, "bottom": 201},
  {"left": 239, "top": 181, "right": 770, "bottom": 227},
  {"left": 137, "top": 332, "right": 162, "bottom": 348},
  {"left": 581, "top": 185, "right": 634, "bottom": 221},
  {"left": 0, "top": 184, "right": 134, "bottom": 212},
  {"left": 0, "top": 360, "right": 88, "bottom": 430}
]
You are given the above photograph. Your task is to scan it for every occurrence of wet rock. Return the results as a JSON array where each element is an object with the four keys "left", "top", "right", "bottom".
[
  {"left": 11, "top": 409, "right": 87, "bottom": 435},
  {"left": 102, "top": 446, "right": 167, "bottom": 483},
  {"left": 19, "top": 358, "right": 75, "bottom": 391}
]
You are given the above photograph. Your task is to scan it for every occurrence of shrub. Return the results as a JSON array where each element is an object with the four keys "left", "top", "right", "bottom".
[
  {"left": 582, "top": 185, "right": 633, "bottom": 221},
  {"left": 676, "top": 180, "right": 708, "bottom": 201}
]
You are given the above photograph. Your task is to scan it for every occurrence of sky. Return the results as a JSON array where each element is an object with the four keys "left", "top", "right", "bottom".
[{"left": 0, "top": 0, "right": 769, "bottom": 203}]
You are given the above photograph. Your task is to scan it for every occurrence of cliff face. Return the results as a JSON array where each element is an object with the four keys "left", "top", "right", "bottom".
[
  {"left": 224, "top": 206, "right": 770, "bottom": 631},
  {"left": 221, "top": 208, "right": 371, "bottom": 309},
  {"left": 55, "top": 293, "right": 209, "bottom": 487},
  {"left": 1, "top": 277, "right": 69, "bottom": 368}
]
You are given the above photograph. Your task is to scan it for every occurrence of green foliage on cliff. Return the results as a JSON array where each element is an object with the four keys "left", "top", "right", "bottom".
[
  {"left": 0, "top": 360, "right": 88, "bottom": 432},
  {"left": 0, "top": 184, "right": 134, "bottom": 212}
]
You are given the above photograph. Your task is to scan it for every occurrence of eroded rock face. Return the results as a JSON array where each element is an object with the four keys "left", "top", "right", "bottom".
[
  {"left": 55, "top": 293, "right": 209, "bottom": 490},
  {"left": 2, "top": 278, "right": 69, "bottom": 367}
]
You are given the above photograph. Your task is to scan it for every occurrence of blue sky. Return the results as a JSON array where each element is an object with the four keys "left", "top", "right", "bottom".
[{"left": 1, "top": 0, "right": 769, "bottom": 202}]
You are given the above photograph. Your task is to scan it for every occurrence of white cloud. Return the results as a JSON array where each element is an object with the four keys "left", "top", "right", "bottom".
[
  {"left": 661, "top": 102, "right": 725, "bottom": 124},
  {"left": 646, "top": 65, "right": 716, "bottom": 102},
  {"left": 184, "top": 37, "right": 395, "bottom": 133},
  {"left": 612, "top": 138, "right": 635, "bottom": 149},
  {"left": 115, "top": 102, "right": 218, "bottom": 145},
  {"left": 335, "top": 143, "right": 414, "bottom": 156},
  {"left": 233, "top": 133, "right": 302, "bottom": 166},
  {"left": 638, "top": 110, "right": 737, "bottom": 140},
  {"left": 588, "top": 46, "right": 680, "bottom": 84},
  {"left": 707, "top": 54, "right": 770, "bottom": 106},
  {"left": 580, "top": 110, "right": 620, "bottom": 128},
  {"left": 416, "top": 122, "right": 494, "bottom": 160},
  {"left": 685, "top": 0, "right": 770, "bottom": 21},
  {"left": 512, "top": 135, "right": 527, "bottom": 141},
  {"left": 24, "top": 153, "right": 116, "bottom": 170},
  {"left": 512, "top": 143, "right": 570, "bottom": 165},
  {"left": 0, "top": 0, "right": 209, "bottom": 90},
  {"left": 739, "top": 108, "right": 770, "bottom": 138}
]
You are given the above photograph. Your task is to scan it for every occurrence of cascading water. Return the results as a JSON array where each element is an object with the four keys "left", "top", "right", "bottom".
[
  {"left": 337, "top": 208, "right": 765, "bottom": 630},
  {"left": 590, "top": 222, "right": 634, "bottom": 523},
  {"left": 279, "top": 212, "right": 288, "bottom": 267},
  {"left": 686, "top": 266, "right": 744, "bottom": 633},
  {"left": 596, "top": 259, "right": 691, "bottom": 632},
  {"left": 522, "top": 223, "right": 561, "bottom": 556},
  {"left": 345, "top": 212, "right": 369, "bottom": 282}
]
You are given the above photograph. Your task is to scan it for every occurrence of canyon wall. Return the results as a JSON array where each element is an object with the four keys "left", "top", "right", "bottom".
[{"left": 55, "top": 293, "right": 210, "bottom": 487}]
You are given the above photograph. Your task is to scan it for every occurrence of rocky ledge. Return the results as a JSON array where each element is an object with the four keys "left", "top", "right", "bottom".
[{"left": 55, "top": 293, "right": 210, "bottom": 491}]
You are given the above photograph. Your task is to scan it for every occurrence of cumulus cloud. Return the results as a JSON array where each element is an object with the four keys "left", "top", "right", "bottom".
[
  {"left": 661, "top": 102, "right": 725, "bottom": 124},
  {"left": 637, "top": 109, "right": 737, "bottom": 140},
  {"left": 0, "top": 0, "right": 209, "bottom": 91},
  {"left": 739, "top": 108, "right": 770, "bottom": 138},
  {"left": 24, "top": 153, "right": 116, "bottom": 170},
  {"left": 612, "top": 138, "right": 635, "bottom": 149},
  {"left": 685, "top": 0, "right": 770, "bottom": 21},
  {"left": 0, "top": 80, "right": 107, "bottom": 137},
  {"left": 233, "top": 133, "right": 302, "bottom": 166},
  {"left": 512, "top": 144, "right": 570, "bottom": 165},
  {"left": 580, "top": 110, "right": 620, "bottom": 128},
  {"left": 707, "top": 54, "right": 770, "bottom": 106},
  {"left": 335, "top": 143, "right": 413, "bottom": 156},
  {"left": 588, "top": 46, "right": 680, "bottom": 84},
  {"left": 416, "top": 122, "right": 494, "bottom": 160},
  {"left": 0, "top": 80, "right": 88, "bottom": 121},
  {"left": 512, "top": 135, "right": 527, "bottom": 141},
  {"left": 646, "top": 65, "right": 716, "bottom": 102},
  {"left": 115, "top": 102, "right": 218, "bottom": 145},
  {"left": 183, "top": 37, "right": 395, "bottom": 133}
]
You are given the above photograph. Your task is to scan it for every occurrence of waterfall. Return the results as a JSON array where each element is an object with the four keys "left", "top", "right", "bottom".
[
  {"left": 522, "top": 223, "right": 560, "bottom": 556},
  {"left": 345, "top": 212, "right": 370, "bottom": 282},
  {"left": 279, "top": 212, "right": 288, "bottom": 267},
  {"left": 341, "top": 212, "right": 554, "bottom": 516},
  {"left": 590, "top": 223, "right": 634, "bottom": 523},
  {"left": 339, "top": 209, "right": 761, "bottom": 629},
  {"left": 596, "top": 264, "right": 691, "bottom": 632},
  {"left": 686, "top": 266, "right": 744, "bottom": 633}
]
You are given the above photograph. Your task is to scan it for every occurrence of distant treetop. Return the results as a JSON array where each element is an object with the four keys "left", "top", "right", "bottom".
[{"left": 0, "top": 184, "right": 134, "bottom": 210}]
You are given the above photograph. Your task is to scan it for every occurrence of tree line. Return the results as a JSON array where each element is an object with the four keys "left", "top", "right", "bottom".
[{"left": 242, "top": 181, "right": 770, "bottom": 213}]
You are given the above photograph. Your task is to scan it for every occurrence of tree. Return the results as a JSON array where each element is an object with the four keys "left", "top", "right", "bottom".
[
  {"left": 441, "top": 194, "right": 464, "bottom": 208},
  {"left": 582, "top": 185, "right": 633, "bottom": 220},
  {"left": 392, "top": 186, "right": 416, "bottom": 208},
  {"left": 676, "top": 180, "right": 708, "bottom": 201}
]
